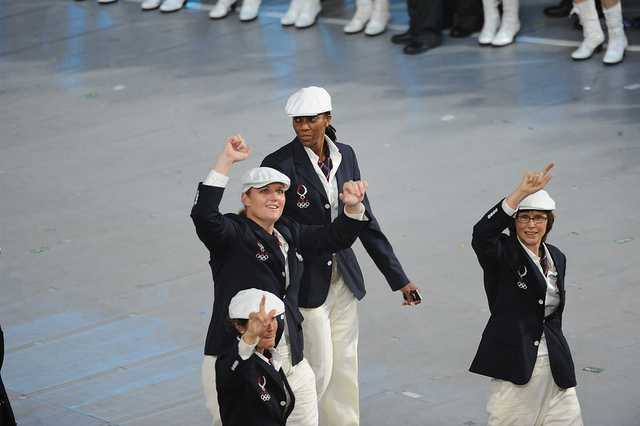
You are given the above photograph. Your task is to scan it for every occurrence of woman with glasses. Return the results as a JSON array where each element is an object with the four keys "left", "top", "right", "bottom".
[{"left": 469, "top": 162, "right": 583, "bottom": 425}]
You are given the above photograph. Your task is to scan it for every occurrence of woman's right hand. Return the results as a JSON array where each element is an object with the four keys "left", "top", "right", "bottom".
[
  {"left": 243, "top": 295, "right": 276, "bottom": 345},
  {"left": 506, "top": 162, "right": 555, "bottom": 210},
  {"left": 213, "top": 134, "right": 253, "bottom": 175},
  {"left": 223, "top": 134, "right": 253, "bottom": 163}
]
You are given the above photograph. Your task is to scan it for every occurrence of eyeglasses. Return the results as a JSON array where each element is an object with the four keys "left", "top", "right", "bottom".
[{"left": 517, "top": 214, "right": 548, "bottom": 224}]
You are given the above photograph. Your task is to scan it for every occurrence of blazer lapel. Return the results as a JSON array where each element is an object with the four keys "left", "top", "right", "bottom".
[
  {"left": 243, "top": 216, "right": 285, "bottom": 266},
  {"left": 293, "top": 139, "right": 328, "bottom": 201},
  {"left": 513, "top": 241, "right": 546, "bottom": 298}
]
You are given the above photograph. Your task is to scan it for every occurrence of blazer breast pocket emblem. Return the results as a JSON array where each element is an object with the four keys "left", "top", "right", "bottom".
[
  {"left": 517, "top": 265, "right": 528, "bottom": 289},
  {"left": 256, "top": 241, "right": 269, "bottom": 261},
  {"left": 258, "top": 376, "right": 271, "bottom": 401},
  {"left": 296, "top": 185, "right": 310, "bottom": 209}
]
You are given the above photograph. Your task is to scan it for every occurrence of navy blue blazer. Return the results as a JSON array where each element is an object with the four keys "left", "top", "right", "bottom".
[
  {"left": 469, "top": 200, "right": 577, "bottom": 389},
  {"left": 191, "top": 183, "right": 369, "bottom": 365},
  {"left": 261, "top": 138, "right": 410, "bottom": 308},
  {"left": 216, "top": 342, "right": 294, "bottom": 426}
]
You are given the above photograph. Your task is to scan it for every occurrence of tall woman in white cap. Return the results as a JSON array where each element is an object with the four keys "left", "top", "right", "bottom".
[
  {"left": 470, "top": 163, "right": 583, "bottom": 425},
  {"left": 261, "top": 87, "right": 421, "bottom": 426},
  {"left": 217, "top": 289, "right": 294, "bottom": 425},
  {"left": 191, "top": 134, "right": 370, "bottom": 426}
]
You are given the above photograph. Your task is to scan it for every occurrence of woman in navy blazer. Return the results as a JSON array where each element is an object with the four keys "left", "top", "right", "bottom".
[
  {"left": 261, "top": 87, "right": 420, "bottom": 426},
  {"left": 216, "top": 289, "right": 295, "bottom": 426},
  {"left": 470, "top": 163, "right": 582, "bottom": 425},
  {"left": 192, "top": 134, "right": 370, "bottom": 426}
]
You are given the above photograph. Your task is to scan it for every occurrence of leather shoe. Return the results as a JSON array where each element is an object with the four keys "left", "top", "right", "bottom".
[
  {"left": 449, "top": 27, "right": 473, "bottom": 38},
  {"left": 543, "top": 3, "right": 572, "bottom": 18},
  {"left": 391, "top": 31, "right": 413, "bottom": 45},
  {"left": 403, "top": 39, "right": 429, "bottom": 55}
]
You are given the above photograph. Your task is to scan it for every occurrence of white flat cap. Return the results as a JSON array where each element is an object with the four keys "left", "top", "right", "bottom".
[
  {"left": 519, "top": 190, "right": 556, "bottom": 211},
  {"left": 228, "top": 289, "right": 285, "bottom": 319},
  {"left": 241, "top": 167, "right": 291, "bottom": 193},
  {"left": 285, "top": 86, "right": 332, "bottom": 117}
]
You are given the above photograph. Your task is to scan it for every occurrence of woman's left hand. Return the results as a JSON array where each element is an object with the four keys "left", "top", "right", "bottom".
[
  {"left": 339, "top": 180, "right": 368, "bottom": 209},
  {"left": 400, "top": 282, "right": 422, "bottom": 306}
]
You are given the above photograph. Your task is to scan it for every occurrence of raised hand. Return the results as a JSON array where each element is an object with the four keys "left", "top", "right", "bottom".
[
  {"left": 339, "top": 180, "right": 368, "bottom": 209},
  {"left": 506, "top": 162, "right": 555, "bottom": 210},
  {"left": 517, "top": 162, "right": 555, "bottom": 195},
  {"left": 243, "top": 295, "right": 277, "bottom": 345},
  {"left": 213, "top": 134, "right": 253, "bottom": 176},
  {"left": 223, "top": 134, "right": 253, "bottom": 164}
]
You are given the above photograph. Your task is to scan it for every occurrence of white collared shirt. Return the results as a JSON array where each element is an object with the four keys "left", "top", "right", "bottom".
[
  {"left": 238, "top": 336, "right": 284, "bottom": 371},
  {"left": 302, "top": 135, "right": 343, "bottom": 221}
]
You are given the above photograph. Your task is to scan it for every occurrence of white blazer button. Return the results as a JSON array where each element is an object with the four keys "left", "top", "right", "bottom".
[
  {"left": 280, "top": 401, "right": 286, "bottom": 406},
  {"left": 327, "top": 260, "right": 332, "bottom": 266},
  {"left": 534, "top": 341, "right": 540, "bottom": 346},
  {"left": 538, "top": 299, "right": 544, "bottom": 305},
  {"left": 325, "top": 204, "right": 331, "bottom": 209},
  {"left": 282, "top": 272, "right": 286, "bottom": 277}
]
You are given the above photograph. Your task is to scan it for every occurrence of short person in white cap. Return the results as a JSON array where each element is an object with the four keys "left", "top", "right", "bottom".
[
  {"left": 191, "top": 134, "right": 371, "bottom": 425},
  {"left": 470, "top": 162, "right": 583, "bottom": 425},
  {"left": 261, "top": 86, "right": 421, "bottom": 426},
  {"left": 216, "top": 289, "right": 294, "bottom": 425}
]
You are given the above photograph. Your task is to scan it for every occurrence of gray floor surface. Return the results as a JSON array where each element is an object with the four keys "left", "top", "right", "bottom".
[{"left": 1, "top": 0, "right": 639, "bottom": 424}]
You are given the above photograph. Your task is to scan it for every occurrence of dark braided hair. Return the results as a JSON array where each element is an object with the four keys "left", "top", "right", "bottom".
[{"left": 323, "top": 112, "right": 337, "bottom": 142}]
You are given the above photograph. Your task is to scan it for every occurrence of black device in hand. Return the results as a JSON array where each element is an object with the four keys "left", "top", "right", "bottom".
[{"left": 403, "top": 290, "right": 422, "bottom": 302}]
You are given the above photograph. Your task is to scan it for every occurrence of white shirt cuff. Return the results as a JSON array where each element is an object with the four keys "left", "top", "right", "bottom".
[
  {"left": 344, "top": 206, "right": 366, "bottom": 221},
  {"left": 203, "top": 169, "right": 229, "bottom": 188},
  {"left": 502, "top": 198, "right": 518, "bottom": 217},
  {"left": 238, "top": 335, "right": 259, "bottom": 361}
]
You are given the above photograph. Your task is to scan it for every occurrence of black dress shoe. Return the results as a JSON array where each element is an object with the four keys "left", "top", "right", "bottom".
[
  {"left": 543, "top": 3, "right": 572, "bottom": 18},
  {"left": 403, "top": 39, "right": 430, "bottom": 55},
  {"left": 391, "top": 31, "right": 413, "bottom": 45},
  {"left": 449, "top": 27, "right": 474, "bottom": 38}
]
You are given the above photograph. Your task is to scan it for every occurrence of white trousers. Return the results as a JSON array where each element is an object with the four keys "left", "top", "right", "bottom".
[
  {"left": 202, "top": 349, "right": 319, "bottom": 426},
  {"left": 201, "top": 355, "right": 222, "bottom": 426},
  {"left": 487, "top": 356, "right": 583, "bottom": 426},
  {"left": 300, "top": 270, "right": 360, "bottom": 426}
]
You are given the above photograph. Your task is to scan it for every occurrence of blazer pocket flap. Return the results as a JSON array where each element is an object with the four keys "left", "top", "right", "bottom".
[{"left": 482, "top": 327, "right": 521, "bottom": 347}]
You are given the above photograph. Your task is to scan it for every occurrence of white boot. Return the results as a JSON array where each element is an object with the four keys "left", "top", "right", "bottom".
[
  {"left": 281, "top": 0, "right": 303, "bottom": 26},
  {"left": 209, "top": 0, "right": 237, "bottom": 18},
  {"left": 141, "top": 0, "right": 162, "bottom": 10},
  {"left": 478, "top": 0, "right": 500, "bottom": 45},
  {"left": 492, "top": 0, "right": 520, "bottom": 46},
  {"left": 159, "top": 0, "right": 186, "bottom": 12},
  {"left": 295, "top": 0, "right": 321, "bottom": 28},
  {"left": 571, "top": 1, "right": 605, "bottom": 60},
  {"left": 344, "top": 0, "right": 373, "bottom": 34},
  {"left": 365, "top": 0, "right": 390, "bottom": 36},
  {"left": 602, "top": 2, "right": 628, "bottom": 65},
  {"left": 239, "top": 0, "right": 261, "bottom": 21}
]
